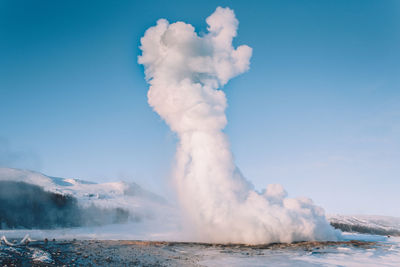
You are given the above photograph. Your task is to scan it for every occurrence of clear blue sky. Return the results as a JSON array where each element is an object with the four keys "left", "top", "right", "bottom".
[{"left": 1, "top": 0, "right": 399, "bottom": 216}]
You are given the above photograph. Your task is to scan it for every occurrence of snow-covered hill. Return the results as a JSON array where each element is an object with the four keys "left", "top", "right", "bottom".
[
  {"left": 0, "top": 167, "right": 174, "bottom": 229},
  {"left": 328, "top": 214, "right": 400, "bottom": 236},
  {"left": 0, "top": 167, "right": 164, "bottom": 204}
]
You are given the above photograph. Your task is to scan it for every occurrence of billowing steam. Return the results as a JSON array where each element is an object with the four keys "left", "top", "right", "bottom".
[{"left": 139, "top": 7, "right": 339, "bottom": 244}]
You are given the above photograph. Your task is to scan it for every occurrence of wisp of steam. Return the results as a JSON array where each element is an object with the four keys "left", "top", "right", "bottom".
[{"left": 139, "top": 7, "right": 340, "bottom": 244}]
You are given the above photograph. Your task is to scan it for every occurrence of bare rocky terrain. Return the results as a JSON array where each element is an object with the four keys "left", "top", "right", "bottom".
[{"left": 0, "top": 238, "right": 379, "bottom": 267}]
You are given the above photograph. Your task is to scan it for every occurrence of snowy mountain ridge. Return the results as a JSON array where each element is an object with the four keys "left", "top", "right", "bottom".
[
  {"left": 0, "top": 167, "right": 173, "bottom": 229},
  {"left": 328, "top": 214, "right": 400, "bottom": 236},
  {"left": 0, "top": 167, "right": 164, "bottom": 206}
]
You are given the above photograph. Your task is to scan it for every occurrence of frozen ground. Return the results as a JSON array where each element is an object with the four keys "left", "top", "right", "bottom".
[
  {"left": 199, "top": 235, "right": 400, "bottom": 267},
  {"left": 0, "top": 234, "right": 399, "bottom": 266}
]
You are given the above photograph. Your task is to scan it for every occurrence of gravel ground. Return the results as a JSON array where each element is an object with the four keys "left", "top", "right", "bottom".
[{"left": 0, "top": 239, "right": 378, "bottom": 267}]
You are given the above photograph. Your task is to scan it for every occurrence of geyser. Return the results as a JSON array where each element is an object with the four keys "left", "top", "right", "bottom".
[{"left": 139, "top": 7, "right": 339, "bottom": 244}]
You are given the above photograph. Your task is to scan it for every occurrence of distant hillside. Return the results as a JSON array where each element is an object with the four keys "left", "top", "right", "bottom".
[
  {"left": 0, "top": 181, "right": 81, "bottom": 229},
  {"left": 0, "top": 167, "right": 171, "bottom": 229},
  {"left": 328, "top": 214, "right": 400, "bottom": 236}
]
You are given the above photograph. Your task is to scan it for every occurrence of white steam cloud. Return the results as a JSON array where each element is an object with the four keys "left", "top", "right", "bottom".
[{"left": 139, "top": 7, "right": 339, "bottom": 244}]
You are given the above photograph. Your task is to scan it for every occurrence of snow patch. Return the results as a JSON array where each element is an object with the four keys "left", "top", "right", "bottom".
[{"left": 29, "top": 247, "right": 54, "bottom": 264}]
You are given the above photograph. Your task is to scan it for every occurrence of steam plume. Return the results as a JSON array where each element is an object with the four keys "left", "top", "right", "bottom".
[{"left": 139, "top": 7, "right": 339, "bottom": 244}]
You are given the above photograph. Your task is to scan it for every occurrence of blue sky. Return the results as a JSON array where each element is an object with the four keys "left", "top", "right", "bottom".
[{"left": 0, "top": 0, "right": 399, "bottom": 216}]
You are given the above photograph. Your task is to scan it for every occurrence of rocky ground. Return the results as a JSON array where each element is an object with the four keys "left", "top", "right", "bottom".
[{"left": 0, "top": 238, "right": 380, "bottom": 267}]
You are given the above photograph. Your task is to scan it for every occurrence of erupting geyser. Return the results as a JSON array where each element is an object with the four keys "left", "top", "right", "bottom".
[{"left": 139, "top": 7, "right": 340, "bottom": 244}]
